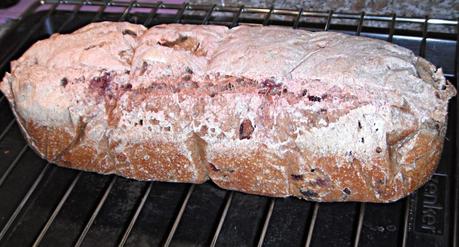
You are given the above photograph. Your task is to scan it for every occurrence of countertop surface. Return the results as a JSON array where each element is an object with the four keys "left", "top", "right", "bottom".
[{"left": 191, "top": 0, "right": 459, "bottom": 19}]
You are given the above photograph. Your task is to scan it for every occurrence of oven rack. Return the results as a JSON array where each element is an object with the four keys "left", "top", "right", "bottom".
[{"left": 0, "top": 1, "right": 457, "bottom": 246}]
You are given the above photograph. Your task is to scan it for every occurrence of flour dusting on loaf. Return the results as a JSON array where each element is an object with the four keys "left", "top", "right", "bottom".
[{"left": 0, "top": 22, "right": 455, "bottom": 202}]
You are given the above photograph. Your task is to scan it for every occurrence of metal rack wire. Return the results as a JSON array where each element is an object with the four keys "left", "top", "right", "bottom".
[{"left": 0, "top": 1, "right": 457, "bottom": 246}]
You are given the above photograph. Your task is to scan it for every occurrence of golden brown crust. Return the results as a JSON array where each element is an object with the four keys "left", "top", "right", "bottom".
[
  {"left": 209, "top": 146, "right": 290, "bottom": 197},
  {"left": 20, "top": 118, "right": 442, "bottom": 202},
  {"left": 112, "top": 142, "right": 205, "bottom": 182}
]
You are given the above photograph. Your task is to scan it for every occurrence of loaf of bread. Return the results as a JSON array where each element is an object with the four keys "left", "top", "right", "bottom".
[{"left": 0, "top": 22, "right": 455, "bottom": 202}]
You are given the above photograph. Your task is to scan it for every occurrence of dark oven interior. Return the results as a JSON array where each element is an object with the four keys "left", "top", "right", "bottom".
[{"left": 0, "top": 1, "right": 457, "bottom": 246}]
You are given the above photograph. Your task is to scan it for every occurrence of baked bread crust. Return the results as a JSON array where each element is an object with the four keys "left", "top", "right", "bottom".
[{"left": 1, "top": 22, "right": 455, "bottom": 202}]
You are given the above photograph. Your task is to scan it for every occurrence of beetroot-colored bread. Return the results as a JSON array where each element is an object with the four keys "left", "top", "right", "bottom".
[{"left": 1, "top": 22, "right": 455, "bottom": 202}]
